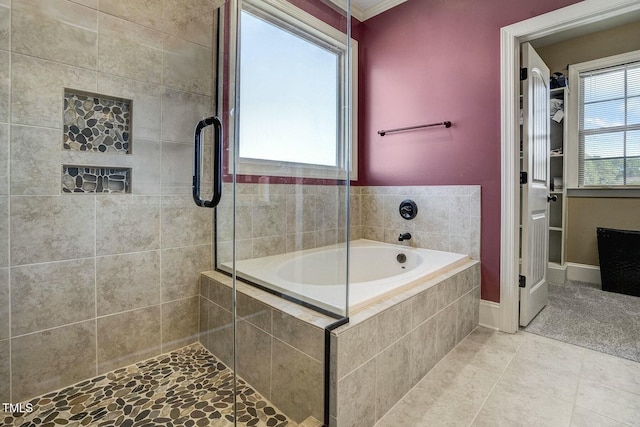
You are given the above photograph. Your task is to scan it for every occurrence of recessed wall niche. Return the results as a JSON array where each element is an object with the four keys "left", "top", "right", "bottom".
[
  {"left": 63, "top": 89, "right": 132, "bottom": 154},
  {"left": 62, "top": 166, "right": 131, "bottom": 194}
]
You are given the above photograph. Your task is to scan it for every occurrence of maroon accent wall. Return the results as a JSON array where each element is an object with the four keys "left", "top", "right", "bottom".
[{"left": 355, "top": 0, "right": 580, "bottom": 302}]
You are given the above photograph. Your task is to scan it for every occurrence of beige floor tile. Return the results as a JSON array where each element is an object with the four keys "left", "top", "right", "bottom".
[
  {"left": 466, "top": 326, "right": 525, "bottom": 354},
  {"left": 570, "top": 407, "right": 631, "bottom": 427},
  {"left": 576, "top": 379, "right": 640, "bottom": 426},
  {"left": 514, "top": 333, "right": 585, "bottom": 375},
  {"left": 581, "top": 349, "right": 640, "bottom": 396},
  {"left": 500, "top": 355, "right": 580, "bottom": 402}
]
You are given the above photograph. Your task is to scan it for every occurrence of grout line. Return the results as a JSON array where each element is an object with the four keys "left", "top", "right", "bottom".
[
  {"left": 7, "top": 0, "right": 12, "bottom": 403},
  {"left": 94, "top": 194, "right": 98, "bottom": 377},
  {"left": 468, "top": 330, "right": 527, "bottom": 426},
  {"left": 568, "top": 347, "right": 587, "bottom": 426}
]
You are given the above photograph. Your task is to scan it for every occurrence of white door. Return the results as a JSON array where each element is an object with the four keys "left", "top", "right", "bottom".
[{"left": 520, "top": 43, "right": 550, "bottom": 327}]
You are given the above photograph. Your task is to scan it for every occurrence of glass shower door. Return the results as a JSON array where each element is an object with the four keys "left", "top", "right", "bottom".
[{"left": 209, "top": 0, "right": 352, "bottom": 424}]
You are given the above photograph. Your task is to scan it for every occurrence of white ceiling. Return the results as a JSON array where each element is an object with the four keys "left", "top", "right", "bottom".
[{"left": 329, "top": 0, "right": 407, "bottom": 21}]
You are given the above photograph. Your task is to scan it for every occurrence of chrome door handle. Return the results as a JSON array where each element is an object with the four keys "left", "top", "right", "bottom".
[{"left": 193, "top": 116, "right": 223, "bottom": 208}]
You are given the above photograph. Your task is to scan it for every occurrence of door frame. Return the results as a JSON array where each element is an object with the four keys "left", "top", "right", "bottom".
[{"left": 499, "top": 0, "right": 640, "bottom": 333}]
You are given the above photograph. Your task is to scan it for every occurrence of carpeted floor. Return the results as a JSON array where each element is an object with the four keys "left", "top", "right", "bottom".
[{"left": 524, "top": 281, "right": 640, "bottom": 362}]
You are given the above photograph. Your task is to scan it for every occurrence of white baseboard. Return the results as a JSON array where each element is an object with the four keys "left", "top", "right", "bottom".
[
  {"left": 547, "top": 263, "right": 567, "bottom": 284},
  {"left": 479, "top": 299, "right": 501, "bottom": 330},
  {"left": 566, "top": 263, "right": 601, "bottom": 285}
]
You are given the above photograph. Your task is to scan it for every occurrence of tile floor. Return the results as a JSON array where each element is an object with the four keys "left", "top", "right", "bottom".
[{"left": 376, "top": 327, "right": 640, "bottom": 427}]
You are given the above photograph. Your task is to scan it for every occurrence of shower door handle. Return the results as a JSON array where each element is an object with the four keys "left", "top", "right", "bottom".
[{"left": 193, "top": 116, "right": 223, "bottom": 208}]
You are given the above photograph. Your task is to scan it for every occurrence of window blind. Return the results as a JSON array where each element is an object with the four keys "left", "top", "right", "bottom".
[{"left": 578, "top": 61, "right": 640, "bottom": 186}]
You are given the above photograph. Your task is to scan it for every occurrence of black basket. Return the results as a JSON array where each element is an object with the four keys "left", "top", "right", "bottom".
[{"left": 597, "top": 227, "right": 640, "bottom": 297}]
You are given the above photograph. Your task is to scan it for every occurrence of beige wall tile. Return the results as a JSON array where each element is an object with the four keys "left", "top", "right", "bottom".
[
  {"left": 436, "top": 276, "right": 457, "bottom": 310},
  {"left": 161, "top": 296, "right": 199, "bottom": 352},
  {"left": 0, "top": 268, "right": 7, "bottom": 340},
  {"left": 335, "top": 318, "right": 377, "bottom": 379},
  {"left": 236, "top": 319, "right": 271, "bottom": 400},
  {"left": 411, "top": 285, "right": 438, "bottom": 328},
  {"left": 272, "top": 310, "right": 323, "bottom": 361},
  {"left": 252, "top": 236, "right": 286, "bottom": 258},
  {"left": 0, "top": 0, "right": 8, "bottom": 51},
  {"left": 201, "top": 275, "right": 232, "bottom": 311},
  {"left": 11, "top": 259, "right": 95, "bottom": 336},
  {"left": 96, "top": 195, "right": 161, "bottom": 256},
  {"left": 161, "top": 141, "right": 194, "bottom": 195},
  {"left": 98, "top": 0, "right": 162, "bottom": 29},
  {"left": 10, "top": 125, "right": 60, "bottom": 195},
  {"left": 11, "top": 53, "right": 96, "bottom": 128},
  {"left": 163, "top": 35, "right": 212, "bottom": 95},
  {"left": 456, "top": 291, "right": 475, "bottom": 343},
  {"left": 252, "top": 195, "right": 287, "bottom": 238},
  {"left": 11, "top": 195, "right": 95, "bottom": 265},
  {"left": 337, "top": 358, "right": 376, "bottom": 427},
  {"left": 375, "top": 300, "right": 411, "bottom": 353},
  {"left": 0, "top": 196, "right": 6, "bottom": 267},
  {"left": 161, "top": 244, "right": 211, "bottom": 301},
  {"left": 97, "top": 73, "right": 163, "bottom": 141},
  {"left": 12, "top": 320, "right": 96, "bottom": 402},
  {"left": 162, "top": 0, "right": 216, "bottom": 48},
  {"left": 161, "top": 88, "right": 213, "bottom": 144},
  {"left": 286, "top": 194, "right": 316, "bottom": 234},
  {"left": 375, "top": 335, "right": 411, "bottom": 421},
  {"left": 436, "top": 303, "right": 457, "bottom": 361},
  {"left": 271, "top": 338, "right": 323, "bottom": 423},
  {"left": 0, "top": 51, "right": 8, "bottom": 122},
  {"left": 161, "top": 195, "right": 212, "bottom": 248},
  {"left": 97, "top": 13, "right": 162, "bottom": 85},
  {"left": 96, "top": 251, "right": 160, "bottom": 316},
  {"left": 12, "top": 0, "right": 98, "bottom": 68},
  {"left": 131, "top": 139, "right": 161, "bottom": 195},
  {"left": 97, "top": 306, "right": 160, "bottom": 373},
  {"left": 200, "top": 297, "right": 233, "bottom": 366},
  {"left": 409, "top": 316, "right": 437, "bottom": 386},
  {"left": 238, "top": 293, "right": 272, "bottom": 334},
  {"left": 0, "top": 338, "right": 8, "bottom": 402}
]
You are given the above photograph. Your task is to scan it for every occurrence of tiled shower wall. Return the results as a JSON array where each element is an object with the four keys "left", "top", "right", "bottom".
[{"left": 0, "top": 0, "right": 220, "bottom": 403}]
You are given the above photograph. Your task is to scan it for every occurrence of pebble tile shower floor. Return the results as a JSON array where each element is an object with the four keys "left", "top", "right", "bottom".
[{"left": 4, "top": 344, "right": 294, "bottom": 427}]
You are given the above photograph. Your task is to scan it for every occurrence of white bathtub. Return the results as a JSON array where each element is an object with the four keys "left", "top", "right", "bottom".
[{"left": 223, "top": 239, "right": 469, "bottom": 315}]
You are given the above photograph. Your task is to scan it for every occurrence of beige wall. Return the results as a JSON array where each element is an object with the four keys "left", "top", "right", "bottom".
[
  {"left": 0, "top": 0, "right": 218, "bottom": 403},
  {"left": 537, "top": 20, "right": 640, "bottom": 74},
  {"left": 537, "top": 21, "right": 640, "bottom": 267},
  {"left": 566, "top": 198, "right": 640, "bottom": 265}
]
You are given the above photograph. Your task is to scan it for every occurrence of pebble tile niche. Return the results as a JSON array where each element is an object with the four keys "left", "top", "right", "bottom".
[
  {"left": 62, "top": 89, "right": 133, "bottom": 194},
  {"left": 62, "top": 166, "right": 131, "bottom": 193},
  {"left": 63, "top": 90, "right": 131, "bottom": 153}
]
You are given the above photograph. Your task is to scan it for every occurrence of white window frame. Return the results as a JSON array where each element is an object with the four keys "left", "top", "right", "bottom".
[
  {"left": 235, "top": 0, "right": 358, "bottom": 180},
  {"left": 567, "top": 49, "right": 640, "bottom": 192}
]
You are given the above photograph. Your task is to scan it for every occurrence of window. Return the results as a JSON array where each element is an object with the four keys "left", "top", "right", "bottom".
[
  {"left": 575, "top": 54, "right": 640, "bottom": 187},
  {"left": 236, "top": 0, "right": 357, "bottom": 179}
]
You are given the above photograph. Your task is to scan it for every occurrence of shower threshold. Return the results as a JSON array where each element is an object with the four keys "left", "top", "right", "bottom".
[{"left": 4, "top": 344, "right": 296, "bottom": 427}]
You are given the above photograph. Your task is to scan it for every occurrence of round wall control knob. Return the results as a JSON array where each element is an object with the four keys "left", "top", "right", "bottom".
[{"left": 399, "top": 199, "right": 418, "bottom": 220}]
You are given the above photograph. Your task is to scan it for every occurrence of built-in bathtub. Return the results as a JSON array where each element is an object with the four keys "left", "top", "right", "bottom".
[
  {"left": 222, "top": 239, "right": 469, "bottom": 315},
  {"left": 201, "top": 241, "right": 480, "bottom": 425}
]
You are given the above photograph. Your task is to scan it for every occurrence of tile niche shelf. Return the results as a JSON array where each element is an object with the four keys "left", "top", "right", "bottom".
[
  {"left": 61, "top": 89, "right": 133, "bottom": 194},
  {"left": 63, "top": 89, "right": 132, "bottom": 154}
]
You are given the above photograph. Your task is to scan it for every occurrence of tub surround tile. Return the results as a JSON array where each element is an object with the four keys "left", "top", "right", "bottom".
[
  {"left": 252, "top": 235, "right": 286, "bottom": 259},
  {"left": 201, "top": 274, "right": 232, "bottom": 311},
  {"left": 436, "top": 303, "right": 458, "bottom": 361},
  {"left": 376, "top": 335, "right": 412, "bottom": 421},
  {"left": 161, "top": 244, "right": 210, "bottom": 301},
  {"left": 97, "top": 12, "right": 162, "bottom": 85},
  {"left": 273, "top": 310, "right": 324, "bottom": 361},
  {"left": 409, "top": 316, "right": 438, "bottom": 386},
  {"left": 0, "top": 268, "right": 7, "bottom": 340},
  {"left": 96, "top": 251, "right": 160, "bottom": 316},
  {"left": 457, "top": 291, "right": 476, "bottom": 343},
  {"left": 161, "top": 296, "right": 199, "bottom": 352},
  {"left": 236, "top": 319, "right": 272, "bottom": 401},
  {"left": 12, "top": 320, "right": 96, "bottom": 402},
  {"left": 96, "top": 195, "right": 161, "bottom": 256},
  {"left": 11, "top": 259, "right": 95, "bottom": 336},
  {"left": 199, "top": 297, "right": 234, "bottom": 367},
  {"left": 11, "top": 196, "right": 95, "bottom": 266},
  {"left": 97, "top": 306, "right": 160, "bottom": 374},
  {"left": 335, "top": 318, "right": 378, "bottom": 379},
  {"left": 336, "top": 358, "right": 377, "bottom": 427},
  {"left": 375, "top": 300, "right": 412, "bottom": 353},
  {"left": 271, "top": 338, "right": 323, "bottom": 423},
  {"left": 12, "top": 0, "right": 98, "bottom": 68},
  {"left": 411, "top": 285, "right": 438, "bottom": 328},
  {"left": 238, "top": 292, "right": 272, "bottom": 334},
  {"left": 11, "top": 53, "right": 96, "bottom": 128}
]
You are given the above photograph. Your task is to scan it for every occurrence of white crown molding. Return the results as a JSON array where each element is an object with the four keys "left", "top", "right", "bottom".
[{"left": 328, "top": 0, "right": 407, "bottom": 21}]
